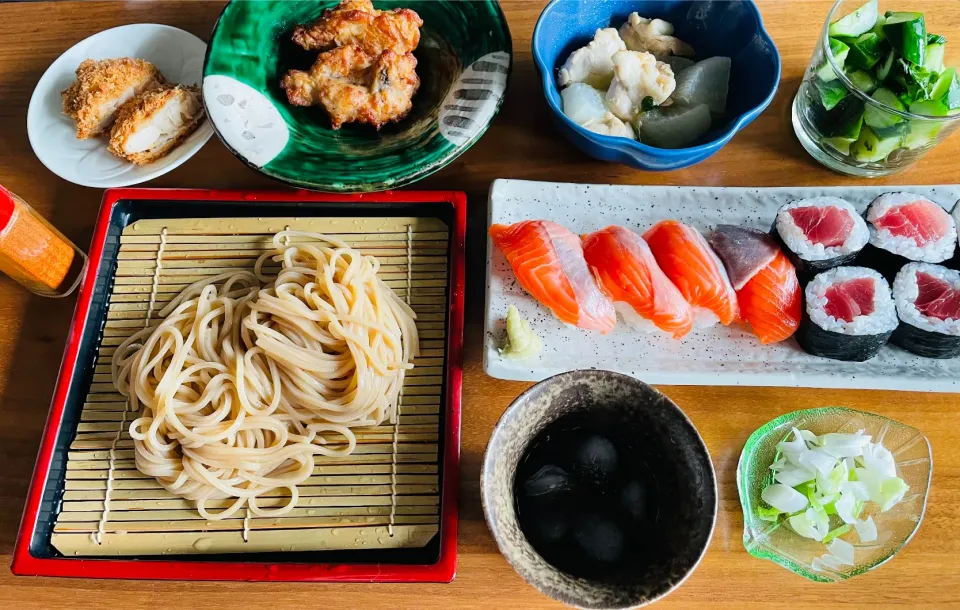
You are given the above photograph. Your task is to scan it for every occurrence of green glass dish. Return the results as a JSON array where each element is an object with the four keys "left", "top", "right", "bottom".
[
  {"left": 203, "top": 0, "right": 511, "bottom": 192},
  {"left": 736, "top": 407, "right": 932, "bottom": 582}
]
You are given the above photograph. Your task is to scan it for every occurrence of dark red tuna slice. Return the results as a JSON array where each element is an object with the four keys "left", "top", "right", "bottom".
[
  {"left": 706, "top": 225, "right": 780, "bottom": 290},
  {"left": 824, "top": 278, "right": 876, "bottom": 323},
  {"left": 915, "top": 272, "right": 960, "bottom": 321},
  {"left": 788, "top": 206, "right": 854, "bottom": 248},
  {"left": 874, "top": 200, "right": 951, "bottom": 246}
]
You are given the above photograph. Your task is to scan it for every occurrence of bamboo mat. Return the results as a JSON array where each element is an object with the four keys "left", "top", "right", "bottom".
[{"left": 51, "top": 216, "right": 448, "bottom": 557}]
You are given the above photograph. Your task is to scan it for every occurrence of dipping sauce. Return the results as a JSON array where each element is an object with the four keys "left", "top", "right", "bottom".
[{"left": 513, "top": 412, "right": 663, "bottom": 581}]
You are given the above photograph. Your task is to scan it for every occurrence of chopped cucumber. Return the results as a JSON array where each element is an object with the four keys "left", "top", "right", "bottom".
[
  {"left": 823, "top": 135, "right": 858, "bottom": 155},
  {"left": 930, "top": 67, "right": 957, "bottom": 101},
  {"left": 883, "top": 12, "right": 926, "bottom": 65},
  {"left": 903, "top": 100, "right": 947, "bottom": 149},
  {"left": 816, "top": 96, "right": 866, "bottom": 140},
  {"left": 847, "top": 69, "right": 877, "bottom": 94},
  {"left": 924, "top": 43, "right": 945, "bottom": 73},
  {"left": 841, "top": 32, "right": 884, "bottom": 70},
  {"left": 892, "top": 59, "right": 937, "bottom": 102},
  {"left": 830, "top": 0, "right": 879, "bottom": 38},
  {"left": 874, "top": 13, "right": 887, "bottom": 41},
  {"left": 864, "top": 88, "right": 905, "bottom": 129},
  {"left": 818, "top": 38, "right": 850, "bottom": 81},
  {"left": 927, "top": 33, "right": 947, "bottom": 45},
  {"left": 942, "top": 71, "right": 960, "bottom": 110},
  {"left": 876, "top": 49, "right": 896, "bottom": 81},
  {"left": 851, "top": 126, "right": 902, "bottom": 162},
  {"left": 818, "top": 78, "right": 850, "bottom": 110}
]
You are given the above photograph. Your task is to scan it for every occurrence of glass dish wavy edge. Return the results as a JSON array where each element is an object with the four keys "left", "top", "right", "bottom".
[{"left": 736, "top": 407, "right": 932, "bottom": 582}]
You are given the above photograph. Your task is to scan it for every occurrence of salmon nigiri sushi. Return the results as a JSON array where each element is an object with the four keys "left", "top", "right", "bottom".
[
  {"left": 490, "top": 220, "right": 616, "bottom": 332},
  {"left": 582, "top": 226, "right": 694, "bottom": 338},
  {"left": 643, "top": 220, "right": 739, "bottom": 327}
]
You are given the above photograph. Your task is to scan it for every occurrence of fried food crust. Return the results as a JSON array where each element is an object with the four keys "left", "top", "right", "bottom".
[
  {"left": 107, "top": 84, "right": 205, "bottom": 165},
  {"left": 292, "top": 0, "right": 423, "bottom": 56},
  {"left": 61, "top": 57, "right": 163, "bottom": 139}
]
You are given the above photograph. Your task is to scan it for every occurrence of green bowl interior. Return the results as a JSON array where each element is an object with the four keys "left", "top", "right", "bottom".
[
  {"left": 736, "top": 407, "right": 932, "bottom": 582},
  {"left": 204, "top": 0, "right": 511, "bottom": 191}
]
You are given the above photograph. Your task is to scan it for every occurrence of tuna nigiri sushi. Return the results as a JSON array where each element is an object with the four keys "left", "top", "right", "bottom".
[
  {"left": 708, "top": 225, "right": 801, "bottom": 344},
  {"left": 490, "top": 220, "right": 616, "bottom": 332},
  {"left": 582, "top": 226, "right": 694, "bottom": 338},
  {"left": 643, "top": 220, "right": 739, "bottom": 327}
]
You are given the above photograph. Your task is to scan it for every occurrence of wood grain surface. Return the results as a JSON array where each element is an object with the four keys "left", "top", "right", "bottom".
[{"left": 1, "top": 1, "right": 959, "bottom": 608}]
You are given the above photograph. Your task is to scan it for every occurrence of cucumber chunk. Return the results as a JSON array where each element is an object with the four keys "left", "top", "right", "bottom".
[
  {"left": 851, "top": 126, "right": 902, "bottom": 161},
  {"left": 818, "top": 38, "right": 850, "bottom": 81},
  {"left": 864, "top": 88, "right": 905, "bottom": 129},
  {"left": 930, "top": 67, "right": 957, "bottom": 101},
  {"left": 816, "top": 96, "right": 866, "bottom": 140},
  {"left": 841, "top": 32, "right": 883, "bottom": 70},
  {"left": 883, "top": 12, "right": 926, "bottom": 65},
  {"left": 874, "top": 14, "right": 887, "bottom": 41},
  {"left": 924, "top": 42, "right": 945, "bottom": 73},
  {"left": 903, "top": 100, "right": 947, "bottom": 149},
  {"left": 830, "top": 0, "right": 879, "bottom": 38},
  {"left": 848, "top": 69, "right": 877, "bottom": 93},
  {"left": 818, "top": 78, "right": 850, "bottom": 110},
  {"left": 823, "top": 135, "right": 858, "bottom": 155},
  {"left": 876, "top": 49, "right": 896, "bottom": 81}
]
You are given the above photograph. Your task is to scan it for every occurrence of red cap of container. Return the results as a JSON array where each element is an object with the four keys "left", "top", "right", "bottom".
[{"left": 0, "top": 185, "right": 15, "bottom": 231}]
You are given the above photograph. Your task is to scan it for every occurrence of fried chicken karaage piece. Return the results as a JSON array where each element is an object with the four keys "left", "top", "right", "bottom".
[
  {"left": 292, "top": 0, "right": 422, "bottom": 56},
  {"left": 61, "top": 58, "right": 164, "bottom": 139},
  {"left": 282, "top": 45, "right": 419, "bottom": 130},
  {"left": 108, "top": 85, "right": 205, "bottom": 165}
]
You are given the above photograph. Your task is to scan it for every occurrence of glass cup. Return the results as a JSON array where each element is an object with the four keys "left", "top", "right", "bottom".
[{"left": 792, "top": 0, "right": 960, "bottom": 177}]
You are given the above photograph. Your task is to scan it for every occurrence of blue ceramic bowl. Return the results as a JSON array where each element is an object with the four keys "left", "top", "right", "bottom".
[{"left": 532, "top": 0, "right": 781, "bottom": 171}]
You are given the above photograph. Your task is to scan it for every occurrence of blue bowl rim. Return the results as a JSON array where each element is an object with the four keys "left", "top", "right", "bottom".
[{"left": 531, "top": 0, "right": 782, "bottom": 157}]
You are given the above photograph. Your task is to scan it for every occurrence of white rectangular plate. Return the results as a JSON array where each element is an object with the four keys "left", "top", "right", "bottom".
[{"left": 483, "top": 179, "right": 960, "bottom": 392}]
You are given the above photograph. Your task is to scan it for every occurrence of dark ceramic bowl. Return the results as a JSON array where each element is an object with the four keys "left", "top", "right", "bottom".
[
  {"left": 532, "top": 0, "right": 780, "bottom": 170},
  {"left": 203, "top": 0, "right": 511, "bottom": 192},
  {"left": 481, "top": 370, "right": 717, "bottom": 609}
]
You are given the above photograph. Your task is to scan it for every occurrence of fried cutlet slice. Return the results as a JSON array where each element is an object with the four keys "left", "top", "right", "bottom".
[
  {"left": 61, "top": 58, "right": 164, "bottom": 139},
  {"left": 292, "top": 0, "right": 422, "bottom": 56},
  {"left": 107, "top": 84, "right": 205, "bottom": 165},
  {"left": 282, "top": 45, "right": 419, "bottom": 130}
]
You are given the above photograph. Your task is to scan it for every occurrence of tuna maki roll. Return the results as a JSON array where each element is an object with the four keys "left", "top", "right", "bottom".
[
  {"left": 797, "top": 267, "right": 898, "bottom": 362},
  {"left": 859, "top": 192, "right": 957, "bottom": 281},
  {"left": 947, "top": 201, "right": 960, "bottom": 271},
  {"left": 773, "top": 197, "right": 869, "bottom": 283},
  {"left": 891, "top": 263, "right": 960, "bottom": 359}
]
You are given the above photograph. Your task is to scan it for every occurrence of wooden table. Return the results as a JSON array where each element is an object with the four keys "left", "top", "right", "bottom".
[{"left": 1, "top": 1, "right": 959, "bottom": 607}]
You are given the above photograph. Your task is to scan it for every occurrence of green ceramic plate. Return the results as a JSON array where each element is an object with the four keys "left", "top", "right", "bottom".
[
  {"left": 737, "top": 407, "right": 932, "bottom": 582},
  {"left": 203, "top": 0, "right": 511, "bottom": 192}
]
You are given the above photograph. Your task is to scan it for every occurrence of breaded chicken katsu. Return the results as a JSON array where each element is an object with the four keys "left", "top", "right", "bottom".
[
  {"left": 292, "top": 0, "right": 422, "bottom": 56},
  {"left": 108, "top": 85, "right": 205, "bottom": 165},
  {"left": 284, "top": 0, "right": 423, "bottom": 129},
  {"left": 282, "top": 45, "right": 419, "bottom": 130},
  {"left": 61, "top": 58, "right": 163, "bottom": 139}
]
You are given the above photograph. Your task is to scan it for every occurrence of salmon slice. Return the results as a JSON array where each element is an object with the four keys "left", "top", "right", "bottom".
[
  {"left": 915, "top": 271, "right": 960, "bottom": 321},
  {"left": 788, "top": 206, "right": 854, "bottom": 248},
  {"left": 582, "top": 226, "right": 694, "bottom": 338},
  {"left": 824, "top": 278, "right": 875, "bottom": 322},
  {"left": 736, "top": 250, "right": 802, "bottom": 344},
  {"left": 490, "top": 220, "right": 616, "bottom": 332},
  {"left": 643, "top": 220, "right": 739, "bottom": 326}
]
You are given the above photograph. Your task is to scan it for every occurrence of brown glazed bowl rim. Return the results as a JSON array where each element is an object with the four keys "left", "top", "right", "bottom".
[{"left": 480, "top": 369, "right": 718, "bottom": 609}]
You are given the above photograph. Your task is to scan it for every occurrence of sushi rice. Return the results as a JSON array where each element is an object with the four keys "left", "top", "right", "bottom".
[
  {"left": 806, "top": 267, "right": 898, "bottom": 336},
  {"left": 866, "top": 193, "right": 957, "bottom": 263},
  {"left": 893, "top": 263, "right": 960, "bottom": 337},
  {"left": 776, "top": 197, "right": 869, "bottom": 262}
]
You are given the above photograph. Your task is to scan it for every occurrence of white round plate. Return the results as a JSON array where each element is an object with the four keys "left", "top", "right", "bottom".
[{"left": 27, "top": 24, "right": 214, "bottom": 188}]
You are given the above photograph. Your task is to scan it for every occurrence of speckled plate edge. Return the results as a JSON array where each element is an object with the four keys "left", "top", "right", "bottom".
[{"left": 483, "top": 179, "right": 960, "bottom": 392}]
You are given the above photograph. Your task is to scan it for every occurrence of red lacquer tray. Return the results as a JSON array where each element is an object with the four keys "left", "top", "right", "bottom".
[{"left": 12, "top": 188, "right": 466, "bottom": 582}]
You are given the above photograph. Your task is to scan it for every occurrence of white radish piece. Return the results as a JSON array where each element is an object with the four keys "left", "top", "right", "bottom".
[{"left": 762, "top": 483, "right": 808, "bottom": 513}]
